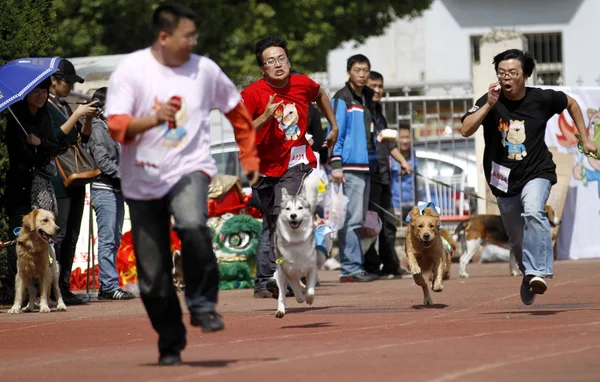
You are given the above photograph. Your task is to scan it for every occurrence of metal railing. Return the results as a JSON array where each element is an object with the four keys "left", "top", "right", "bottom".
[{"left": 380, "top": 94, "right": 477, "bottom": 222}]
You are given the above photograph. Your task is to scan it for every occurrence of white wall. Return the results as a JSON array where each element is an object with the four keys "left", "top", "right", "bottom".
[
  {"left": 327, "top": 0, "right": 598, "bottom": 92},
  {"left": 326, "top": 16, "right": 426, "bottom": 92}
]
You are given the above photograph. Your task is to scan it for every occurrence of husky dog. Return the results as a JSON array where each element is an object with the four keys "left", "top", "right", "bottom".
[{"left": 273, "top": 187, "right": 319, "bottom": 318}]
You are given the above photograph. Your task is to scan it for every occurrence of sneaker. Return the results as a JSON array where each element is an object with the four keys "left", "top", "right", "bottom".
[
  {"left": 322, "top": 257, "right": 341, "bottom": 270},
  {"left": 98, "top": 288, "right": 136, "bottom": 300},
  {"left": 253, "top": 289, "right": 274, "bottom": 299},
  {"left": 158, "top": 352, "right": 182, "bottom": 366},
  {"left": 190, "top": 311, "right": 225, "bottom": 333},
  {"left": 520, "top": 276, "right": 536, "bottom": 306},
  {"left": 378, "top": 267, "right": 412, "bottom": 280},
  {"left": 264, "top": 278, "right": 294, "bottom": 299},
  {"left": 61, "top": 290, "right": 89, "bottom": 306},
  {"left": 339, "top": 271, "right": 378, "bottom": 283},
  {"left": 529, "top": 276, "right": 548, "bottom": 295}
]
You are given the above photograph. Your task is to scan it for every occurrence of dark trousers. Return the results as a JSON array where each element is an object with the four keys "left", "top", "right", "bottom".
[
  {"left": 54, "top": 186, "right": 85, "bottom": 292},
  {"left": 364, "top": 181, "right": 400, "bottom": 273},
  {"left": 127, "top": 172, "right": 218, "bottom": 355},
  {"left": 252, "top": 164, "right": 313, "bottom": 290}
]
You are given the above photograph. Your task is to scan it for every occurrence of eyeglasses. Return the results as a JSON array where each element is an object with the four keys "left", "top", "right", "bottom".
[
  {"left": 172, "top": 33, "right": 198, "bottom": 43},
  {"left": 497, "top": 71, "right": 520, "bottom": 79},
  {"left": 263, "top": 56, "right": 288, "bottom": 67}
]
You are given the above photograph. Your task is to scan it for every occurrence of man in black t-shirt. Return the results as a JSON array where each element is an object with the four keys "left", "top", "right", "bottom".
[{"left": 461, "top": 49, "right": 597, "bottom": 306}]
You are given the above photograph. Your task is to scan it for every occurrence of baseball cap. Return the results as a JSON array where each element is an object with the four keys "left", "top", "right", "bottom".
[{"left": 56, "top": 58, "right": 84, "bottom": 84}]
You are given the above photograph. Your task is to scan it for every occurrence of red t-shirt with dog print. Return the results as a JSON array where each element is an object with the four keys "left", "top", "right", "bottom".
[{"left": 241, "top": 74, "right": 320, "bottom": 177}]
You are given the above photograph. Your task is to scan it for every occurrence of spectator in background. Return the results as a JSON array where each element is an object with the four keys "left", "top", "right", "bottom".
[
  {"left": 329, "top": 54, "right": 378, "bottom": 283},
  {"left": 47, "top": 58, "right": 98, "bottom": 305},
  {"left": 88, "top": 87, "right": 134, "bottom": 300},
  {"left": 362, "top": 71, "right": 411, "bottom": 279},
  {"left": 391, "top": 122, "right": 417, "bottom": 219}
]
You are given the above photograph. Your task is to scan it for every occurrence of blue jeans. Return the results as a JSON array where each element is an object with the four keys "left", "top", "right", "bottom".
[
  {"left": 496, "top": 178, "right": 553, "bottom": 279},
  {"left": 91, "top": 188, "right": 125, "bottom": 293},
  {"left": 338, "top": 172, "right": 370, "bottom": 277}
]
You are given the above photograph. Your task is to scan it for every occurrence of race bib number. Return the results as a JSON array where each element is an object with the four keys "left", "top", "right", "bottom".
[
  {"left": 289, "top": 145, "right": 309, "bottom": 168},
  {"left": 490, "top": 161, "right": 510, "bottom": 193}
]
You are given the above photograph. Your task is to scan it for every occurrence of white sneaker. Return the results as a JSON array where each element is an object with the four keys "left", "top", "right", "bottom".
[
  {"left": 529, "top": 276, "right": 548, "bottom": 295},
  {"left": 322, "top": 257, "right": 341, "bottom": 270}
]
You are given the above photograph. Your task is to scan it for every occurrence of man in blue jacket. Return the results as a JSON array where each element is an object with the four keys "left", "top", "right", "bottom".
[{"left": 330, "top": 54, "right": 378, "bottom": 283}]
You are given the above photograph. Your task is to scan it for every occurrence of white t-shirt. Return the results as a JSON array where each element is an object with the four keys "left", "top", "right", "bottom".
[{"left": 105, "top": 48, "right": 241, "bottom": 200}]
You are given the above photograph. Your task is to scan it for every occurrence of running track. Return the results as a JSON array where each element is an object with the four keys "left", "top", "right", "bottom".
[{"left": 1, "top": 259, "right": 600, "bottom": 381}]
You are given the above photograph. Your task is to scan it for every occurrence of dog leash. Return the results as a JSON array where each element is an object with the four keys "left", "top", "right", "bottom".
[
  {"left": 0, "top": 240, "right": 17, "bottom": 249},
  {"left": 339, "top": 173, "right": 498, "bottom": 226},
  {"left": 575, "top": 134, "right": 600, "bottom": 160}
]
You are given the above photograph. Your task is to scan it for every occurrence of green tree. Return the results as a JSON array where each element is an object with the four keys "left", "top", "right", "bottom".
[
  {"left": 53, "top": 0, "right": 432, "bottom": 85},
  {"left": 0, "top": 0, "right": 56, "bottom": 299}
]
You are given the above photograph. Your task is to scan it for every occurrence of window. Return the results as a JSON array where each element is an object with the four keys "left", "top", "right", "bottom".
[
  {"left": 471, "top": 35, "right": 481, "bottom": 64},
  {"left": 470, "top": 32, "right": 563, "bottom": 85},
  {"left": 524, "top": 32, "right": 563, "bottom": 85}
]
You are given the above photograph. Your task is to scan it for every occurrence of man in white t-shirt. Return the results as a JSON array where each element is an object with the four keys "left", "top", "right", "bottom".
[{"left": 105, "top": 3, "right": 259, "bottom": 366}]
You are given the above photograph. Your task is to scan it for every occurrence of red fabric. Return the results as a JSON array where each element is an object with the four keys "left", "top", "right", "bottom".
[
  {"left": 207, "top": 188, "right": 262, "bottom": 218},
  {"left": 241, "top": 74, "right": 319, "bottom": 177},
  {"left": 70, "top": 265, "right": 100, "bottom": 291},
  {"left": 224, "top": 102, "right": 260, "bottom": 172},
  {"left": 72, "top": 188, "right": 261, "bottom": 291},
  {"left": 106, "top": 115, "right": 135, "bottom": 144}
]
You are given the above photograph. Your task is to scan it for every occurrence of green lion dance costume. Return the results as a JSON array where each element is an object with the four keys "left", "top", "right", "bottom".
[{"left": 208, "top": 213, "right": 262, "bottom": 290}]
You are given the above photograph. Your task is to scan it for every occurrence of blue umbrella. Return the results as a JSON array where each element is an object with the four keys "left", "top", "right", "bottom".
[{"left": 0, "top": 56, "right": 60, "bottom": 135}]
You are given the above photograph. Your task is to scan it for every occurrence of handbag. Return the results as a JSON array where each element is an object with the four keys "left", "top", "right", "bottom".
[
  {"left": 54, "top": 142, "right": 101, "bottom": 188},
  {"left": 31, "top": 168, "right": 58, "bottom": 216}
]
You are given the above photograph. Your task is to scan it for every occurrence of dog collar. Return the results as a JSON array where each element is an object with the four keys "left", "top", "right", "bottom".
[
  {"left": 404, "top": 202, "right": 443, "bottom": 231},
  {"left": 13, "top": 227, "right": 55, "bottom": 247}
]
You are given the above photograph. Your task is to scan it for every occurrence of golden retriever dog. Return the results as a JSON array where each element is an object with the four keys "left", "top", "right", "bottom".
[
  {"left": 405, "top": 206, "right": 445, "bottom": 306},
  {"left": 7, "top": 209, "right": 67, "bottom": 314}
]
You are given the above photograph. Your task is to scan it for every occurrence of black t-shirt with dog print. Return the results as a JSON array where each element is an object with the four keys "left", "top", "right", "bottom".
[{"left": 462, "top": 87, "right": 567, "bottom": 197}]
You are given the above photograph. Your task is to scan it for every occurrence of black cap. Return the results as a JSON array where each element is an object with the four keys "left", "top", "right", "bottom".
[{"left": 56, "top": 58, "right": 84, "bottom": 84}]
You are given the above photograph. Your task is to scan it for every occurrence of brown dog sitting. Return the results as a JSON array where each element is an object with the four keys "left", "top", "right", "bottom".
[
  {"left": 8, "top": 209, "right": 66, "bottom": 314},
  {"left": 405, "top": 206, "right": 446, "bottom": 306}
]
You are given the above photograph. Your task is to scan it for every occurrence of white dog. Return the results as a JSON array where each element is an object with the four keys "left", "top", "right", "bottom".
[{"left": 273, "top": 186, "right": 320, "bottom": 318}]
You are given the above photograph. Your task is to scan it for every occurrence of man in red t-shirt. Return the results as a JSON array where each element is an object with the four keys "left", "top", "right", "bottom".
[{"left": 241, "top": 35, "right": 339, "bottom": 298}]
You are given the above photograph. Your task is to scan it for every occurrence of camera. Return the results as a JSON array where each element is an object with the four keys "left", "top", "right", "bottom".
[{"left": 91, "top": 97, "right": 105, "bottom": 118}]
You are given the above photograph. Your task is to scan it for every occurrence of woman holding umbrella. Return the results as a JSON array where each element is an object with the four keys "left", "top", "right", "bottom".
[{"left": 4, "top": 76, "right": 64, "bottom": 293}]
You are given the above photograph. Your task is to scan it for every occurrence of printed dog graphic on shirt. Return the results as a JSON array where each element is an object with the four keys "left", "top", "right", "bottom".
[
  {"left": 502, "top": 119, "right": 527, "bottom": 160},
  {"left": 152, "top": 97, "right": 188, "bottom": 147},
  {"left": 573, "top": 108, "right": 600, "bottom": 196},
  {"left": 274, "top": 103, "right": 300, "bottom": 140}
]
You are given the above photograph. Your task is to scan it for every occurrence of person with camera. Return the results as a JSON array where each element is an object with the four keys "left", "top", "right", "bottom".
[
  {"left": 88, "top": 87, "right": 134, "bottom": 300},
  {"left": 47, "top": 58, "right": 98, "bottom": 305}
]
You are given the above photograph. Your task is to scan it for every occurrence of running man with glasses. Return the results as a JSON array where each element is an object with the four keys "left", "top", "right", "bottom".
[
  {"left": 241, "top": 35, "right": 339, "bottom": 298},
  {"left": 461, "top": 49, "right": 597, "bottom": 306},
  {"left": 105, "top": 3, "right": 260, "bottom": 365}
]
